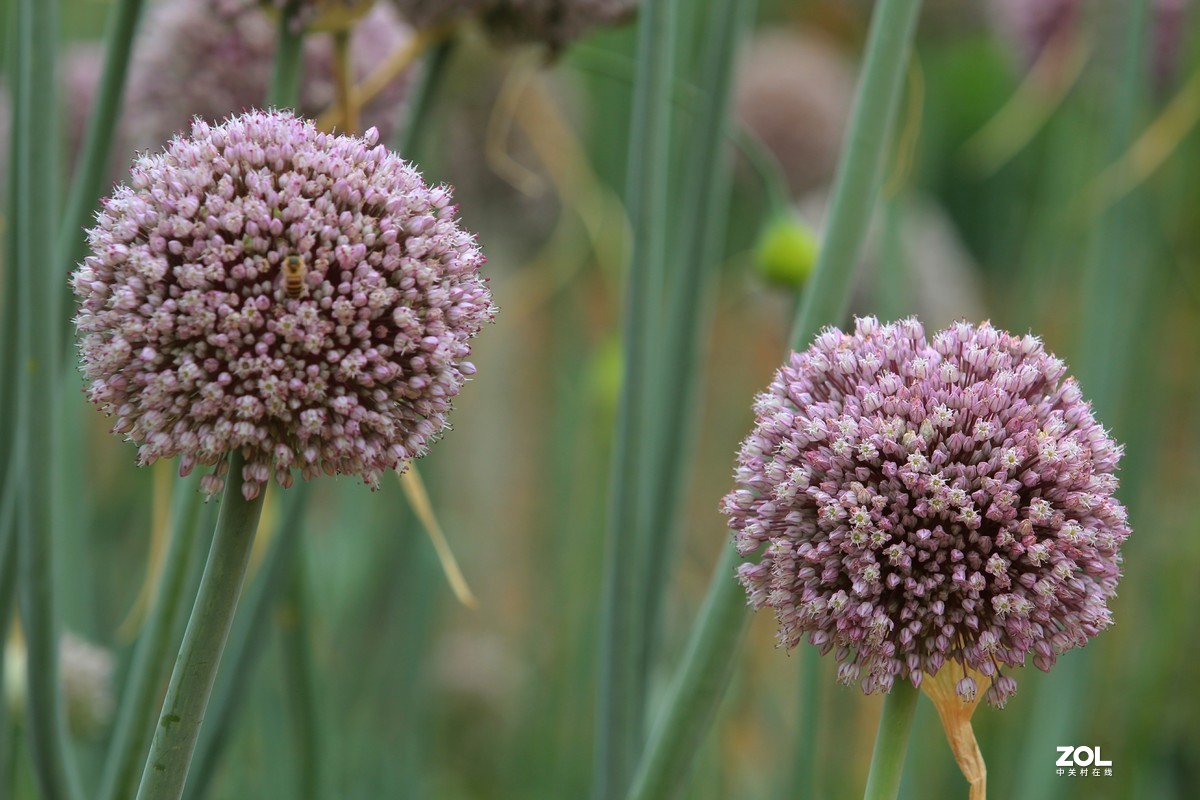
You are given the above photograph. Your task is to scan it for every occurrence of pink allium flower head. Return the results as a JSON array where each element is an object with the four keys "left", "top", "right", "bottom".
[
  {"left": 722, "top": 318, "right": 1129, "bottom": 706},
  {"left": 391, "top": 0, "right": 637, "bottom": 49},
  {"left": 73, "top": 110, "right": 494, "bottom": 500},
  {"left": 125, "top": 0, "right": 411, "bottom": 151}
]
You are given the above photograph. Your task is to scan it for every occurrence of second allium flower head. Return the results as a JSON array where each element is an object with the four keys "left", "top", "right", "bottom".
[
  {"left": 723, "top": 318, "right": 1129, "bottom": 706},
  {"left": 73, "top": 110, "right": 494, "bottom": 500}
]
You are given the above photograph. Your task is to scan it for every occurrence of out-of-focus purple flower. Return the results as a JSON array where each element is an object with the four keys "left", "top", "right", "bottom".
[
  {"left": 734, "top": 31, "right": 857, "bottom": 197},
  {"left": 989, "top": 0, "right": 1190, "bottom": 87},
  {"left": 723, "top": 318, "right": 1129, "bottom": 706},
  {"left": 125, "top": 0, "right": 411, "bottom": 151},
  {"left": 390, "top": 0, "right": 637, "bottom": 49},
  {"left": 73, "top": 110, "right": 494, "bottom": 500}
]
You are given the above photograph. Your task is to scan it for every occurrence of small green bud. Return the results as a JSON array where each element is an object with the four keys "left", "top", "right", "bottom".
[{"left": 754, "top": 214, "right": 819, "bottom": 289}]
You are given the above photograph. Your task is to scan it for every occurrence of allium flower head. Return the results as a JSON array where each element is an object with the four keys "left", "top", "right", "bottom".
[
  {"left": 73, "top": 110, "right": 494, "bottom": 500},
  {"left": 126, "top": 0, "right": 411, "bottom": 150},
  {"left": 723, "top": 318, "right": 1129, "bottom": 706},
  {"left": 391, "top": 0, "right": 637, "bottom": 49}
]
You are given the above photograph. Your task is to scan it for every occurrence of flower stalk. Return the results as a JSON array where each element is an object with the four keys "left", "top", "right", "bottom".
[
  {"left": 862, "top": 681, "right": 919, "bottom": 800},
  {"left": 135, "top": 452, "right": 266, "bottom": 800},
  {"left": 97, "top": 478, "right": 209, "bottom": 800},
  {"left": 57, "top": 0, "right": 147, "bottom": 286},
  {"left": 626, "top": 0, "right": 922, "bottom": 794},
  {"left": 270, "top": 1, "right": 307, "bottom": 110},
  {"left": 594, "top": 0, "right": 677, "bottom": 795}
]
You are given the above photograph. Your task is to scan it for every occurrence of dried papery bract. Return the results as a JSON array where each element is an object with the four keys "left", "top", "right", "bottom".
[
  {"left": 723, "top": 317, "right": 1130, "bottom": 707},
  {"left": 261, "top": 0, "right": 377, "bottom": 32},
  {"left": 923, "top": 666, "right": 988, "bottom": 799},
  {"left": 72, "top": 109, "right": 495, "bottom": 500}
]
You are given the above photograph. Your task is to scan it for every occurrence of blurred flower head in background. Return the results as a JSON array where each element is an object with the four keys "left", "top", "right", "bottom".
[
  {"left": 73, "top": 110, "right": 494, "bottom": 500},
  {"left": 390, "top": 0, "right": 637, "bottom": 50},
  {"left": 5, "top": 633, "right": 115, "bottom": 739},
  {"left": 125, "top": 0, "right": 411, "bottom": 150},
  {"left": 734, "top": 30, "right": 856, "bottom": 198},
  {"left": 988, "top": 0, "right": 1190, "bottom": 87},
  {"left": 724, "top": 318, "right": 1130, "bottom": 706}
]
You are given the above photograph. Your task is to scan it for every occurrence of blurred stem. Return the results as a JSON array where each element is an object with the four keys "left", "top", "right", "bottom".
[
  {"left": 1015, "top": 2, "right": 1151, "bottom": 798},
  {"left": 627, "top": 546, "right": 749, "bottom": 800},
  {"left": 332, "top": 29, "right": 358, "bottom": 134},
  {"left": 641, "top": 0, "right": 755, "bottom": 709},
  {"left": 593, "top": 0, "right": 677, "bottom": 795},
  {"left": 134, "top": 452, "right": 266, "bottom": 800},
  {"left": 97, "top": 478, "right": 208, "bottom": 800},
  {"left": 627, "top": 0, "right": 922, "bottom": 795},
  {"left": 15, "top": 0, "right": 82, "bottom": 796},
  {"left": 279, "top": 551, "right": 321, "bottom": 800},
  {"left": 393, "top": 36, "right": 456, "bottom": 158},
  {"left": 789, "top": 648, "right": 822, "bottom": 798},
  {"left": 862, "top": 682, "right": 919, "bottom": 800},
  {"left": 269, "top": 2, "right": 306, "bottom": 110},
  {"left": 182, "top": 484, "right": 309, "bottom": 800},
  {"left": 57, "top": 0, "right": 146, "bottom": 289},
  {"left": 789, "top": 0, "right": 922, "bottom": 351}
]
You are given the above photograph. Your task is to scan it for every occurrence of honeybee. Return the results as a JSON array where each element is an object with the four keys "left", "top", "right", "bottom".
[{"left": 280, "top": 254, "right": 308, "bottom": 299}]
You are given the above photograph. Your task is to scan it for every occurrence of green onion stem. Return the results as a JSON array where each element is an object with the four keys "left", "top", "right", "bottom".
[
  {"left": 57, "top": 0, "right": 146, "bottom": 290},
  {"left": 862, "top": 681, "right": 920, "bottom": 800},
  {"left": 134, "top": 452, "right": 266, "bottom": 800},
  {"left": 626, "top": 0, "right": 923, "bottom": 795},
  {"left": 593, "top": 0, "right": 678, "bottom": 795}
]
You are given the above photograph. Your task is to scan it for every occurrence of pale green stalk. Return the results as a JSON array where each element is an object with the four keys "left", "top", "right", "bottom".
[
  {"left": 279, "top": 554, "right": 322, "bottom": 800},
  {"left": 641, "top": 0, "right": 757, "bottom": 680},
  {"left": 14, "top": 0, "right": 82, "bottom": 796},
  {"left": 862, "top": 681, "right": 919, "bottom": 800},
  {"left": 628, "top": 0, "right": 923, "bottom": 794},
  {"left": 134, "top": 453, "right": 266, "bottom": 800},
  {"left": 593, "top": 0, "right": 678, "bottom": 796},
  {"left": 1014, "top": 1, "right": 1152, "bottom": 797},
  {"left": 57, "top": 0, "right": 146, "bottom": 286},
  {"left": 393, "top": 38, "right": 456, "bottom": 157},
  {"left": 97, "top": 478, "right": 208, "bottom": 800},
  {"left": 269, "top": 1, "right": 306, "bottom": 111},
  {"left": 181, "top": 485, "right": 310, "bottom": 800}
]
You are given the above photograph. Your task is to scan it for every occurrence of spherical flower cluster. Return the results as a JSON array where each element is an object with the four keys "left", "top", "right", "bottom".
[
  {"left": 723, "top": 318, "right": 1129, "bottom": 706},
  {"left": 125, "top": 0, "right": 411, "bottom": 151},
  {"left": 391, "top": 0, "right": 637, "bottom": 49},
  {"left": 73, "top": 110, "right": 494, "bottom": 500},
  {"left": 5, "top": 633, "right": 115, "bottom": 739}
]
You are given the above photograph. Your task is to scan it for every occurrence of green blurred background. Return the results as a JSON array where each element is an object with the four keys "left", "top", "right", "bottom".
[{"left": 2, "top": 0, "right": 1198, "bottom": 798}]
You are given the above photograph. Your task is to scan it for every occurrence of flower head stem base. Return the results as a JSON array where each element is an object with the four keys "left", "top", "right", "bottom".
[
  {"left": 135, "top": 451, "right": 265, "bottom": 800},
  {"left": 923, "top": 667, "right": 988, "bottom": 800}
]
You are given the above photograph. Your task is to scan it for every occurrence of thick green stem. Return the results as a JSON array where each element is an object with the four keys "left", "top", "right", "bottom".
[
  {"left": 789, "top": 0, "right": 923, "bottom": 351},
  {"left": 279, "top": 552, "right": 322, "bottom": 800},
  {"left": 862, "top": 681, "right": 919, "bottom": 800},
  {"left": 393, "top": 37, "right": 456, "bottom": 158},
  {"left": 594, "top": 0, "right": 677, "bottom": 795},
  {"left": 269, "top": 2, "right": 306, "bottom": 110},
  {"left": 57, "top": 0, "right": 146, "bottom": 287},
  {"left": 625, "top": 0, "right": 922, "bottom": 795},
  {"left": 97, "top": 478, "right": 208, "bottom": 800},
  {"left": 182, "top": 485, "right": 309, "bottom": 800},
  {"left": 15, "top": 0, "right": 82, "bottom": 796},
  {"left": 134, "top": 453, "right": 265, "bottom": 800},
  {"left": 627, "top": 546, "right": 749, "bottom": 800},
  {"left": 641, "top": 0, "right": 756, "bottom": 686}
]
